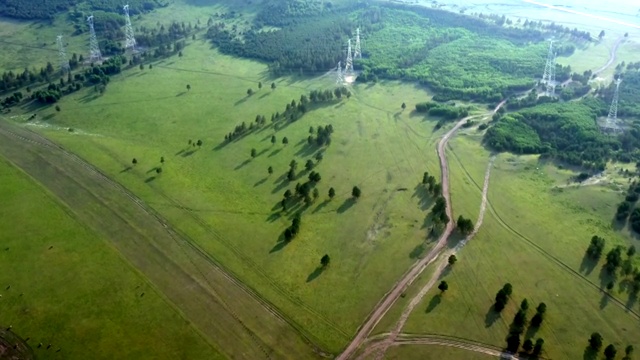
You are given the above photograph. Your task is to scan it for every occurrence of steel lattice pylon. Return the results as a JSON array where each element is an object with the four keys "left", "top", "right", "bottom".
[
  {"left": 87, "top": 15, "right": 102, "bottom": 63},
  {"left": 56, "top": 35, "right": 70, "bottom": 74},
  {"left": 354, "top": 28, "right": 362, "bottom": 59},
  {"left": 344, "top": 39, "right": 353, "bottom": 74},
  {"left": 123, "top": 5, "right": 137, "bottom": 51},
  {"left": 336, "top": 61, "right": 344, "bottom": 85}
]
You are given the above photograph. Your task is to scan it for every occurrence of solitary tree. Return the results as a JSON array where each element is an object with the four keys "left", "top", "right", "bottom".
[
  {"left": 604, "top": 344, "right": 617, "bottom": 360},
  {"left": 268, "top": 166, "right": 273, "bottom": 175},
  {"left": 606, "top": 280, "right": 615, "bottom": 291},
  {"left": 599, "top": 30, "right": 606, "bottom": 39},
  {"left": 258, "top": 81, "right": 262, "bottom": 89},
  {"left": 132, "top": 158, "right": 138, "bottom": 165},
  {"left": 320, "top": 254, "right": 330, "bottom": 267},
  {"left": 196, "top": 139, "right": 203, "bottom": 147},
  {"left": 156, "top": 167, "right": 163, "bottom": 175},
  {"left": 139, "top": 64, "right": 144, "bottom": 70},
  {"left": 271, "top": 135, "right": 276, "bottom": 145},
  {"left": 589, "top": 332, "right": 603, "bottom": 351},
  {"left": 271, "top": 82, "right": 276, "bottom": 90},
  {"left": 251, "top": 148, "right": 257, "bottom": 158},
  {"left": 520, "top": 298, "right": 529, "bottom": 312},
  {"left": 522, "top": 339, "right": 533, "bottom": 353},
  {"left": 329, "top": 187, "right": 336, "bottom": 199},
  {"left": 309, "top": 126, "right": 315, "bottom": 134},
  {"left": 352, "top": 186, "right": 362, "bottom": 199},
  {"left": 160, "top": 156, "right": 165, "bottom": 164},
  {"left": 448, "top": 254, "right": 457, "bottom": 265},
  {"left": 438, "top": 280, "right": 449, "bottom": 292},
  {"left": 186, "top": 84, "right": 191, "bottom": 91},
  {"left": 401, "top": 102, "right": 407, "bottom": 110},
  {"left": 247, "top": 88, "right": 253, "bottom": 96},
  {"left": 282, "top": 137, "right": 289, "bottom": 145},
  {"left": 55, "top": 105, "right": 61, "bottom": 112}
]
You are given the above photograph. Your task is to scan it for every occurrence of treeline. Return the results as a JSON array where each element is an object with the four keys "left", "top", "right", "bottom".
[
  {"left": 415, "top": 101, "right": 469, "bottom": 119},
  {"left": 0, "top": 0, "right": 164, "bottom": 19},
  {"left": 597, "top": 70, "right": 640, "bottom": 119},
  {"left": 254, "top": 0, "right": 329, "bottom": 27},
  {"left": 484, "top": 100, "right": 640, "bottom": 170},
  {"left": 207, "top": 14, "right": 354, "bottom": 76},
  {"left": 615, "top": 182, "right": 640, "bottom": 232},
  {"left": 584, "top": 235, "right": 639, "bottom": 301}
]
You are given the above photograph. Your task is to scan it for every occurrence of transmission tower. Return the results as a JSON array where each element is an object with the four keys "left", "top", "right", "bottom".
[
  {"left": 546, "top": 52, "right": 557, "bottom": 96},
  {"left": 606, "top": 78, "right": 622, "bottom": 130},
  {"left": 123, "top": 5, "right": 137, "bottom": 51},
  {"left": 336, "top": 61, "right": 344, "bottom": 85},
  {"left": 56, "top": 35, "right": 70, "bottom": 74},
  {"left": 542, "top": 40, "right": 555, "bottom": 94},
  {"left": 345, "top": 39, "right": 353, "bottom": 74},
  {"left": 354, "top": 28, "right": 362, "bottom": 59},
  {"left": 87, "top": 15, "right": 102, "bottom": 63}
]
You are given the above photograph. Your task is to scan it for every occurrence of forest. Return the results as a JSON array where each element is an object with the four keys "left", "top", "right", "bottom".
[
  {"left": 0, "top": 0, "right": 165, "bottom": 19},
  {"left": 485, "top": 99, "right": 640, "bottom": 169}
]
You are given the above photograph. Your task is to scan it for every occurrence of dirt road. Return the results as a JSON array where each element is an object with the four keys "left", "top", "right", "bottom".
[
  {"left": 594, "top": 36, "right": 624, "bottom": 76},
  {"left": 338, "top": 103, "right": 505, "bottom": 360}
]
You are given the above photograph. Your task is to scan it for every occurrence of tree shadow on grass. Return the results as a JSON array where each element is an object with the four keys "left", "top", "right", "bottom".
[
  {"left": 120, "top": 166, "right": 132, "bottom": 173},
  {"left": 270, "top": 232, "right": 290, "bottom": 253},
  {"left": 425, "top": 294, "right": 441, "bottom": 313},
  {"left": 271, "top": 179, "right": 290, "bottom": 195},
  {"left": 266, "top": 212, "right": 281, "bottom": 223},
  {"left": 484, "top": 305, "right": 501, "bottom": 328},
  {"left": 268, "top": 148, "right": 282, "bottom": 157},
  {"left": 259, "top": 92, "right": 271, "bottom": 99},
  {"left": 234, "top": 96, "right": 249, "bottom": 106},
  {"left": 234, "top": 159, "right": 251, "bottom": 170},
  {"left": 181, "top": 149, "right": 197, "bottom": 157},
  {"left": 295, "top": 144, "right": 318, "bottom": 158},
  {"left": 146, "top": 167, "right": 159, "bottom": 174},
  {"left": 412, "top": 184, "right": 434, "bottom": 211},
  {"left": 583, "top": 347, "right": 598, "bottom": 360},
  {"left": 579, "top": 252, "right": 598, "bottom": 275},
  {"left": 524, "top": 325, "right": 539, "bottom": 340},
  {"left": 306, "top": 266, "right": 325, "bottom": 282},
  {"left": 144, "top": 176, "right": 156, "bottom": 183},
  {"left": 409, "top": 243, "right": 425, "bottom": 259},
  {"left": 598, "top": 265, "right": 615, "bottom": 288},
  {"left": 312, "top": 199, "right": 330, "bottom": 214},
  {"left": 337, "top": 198, "right": 356, "bottom": 214},
  {"left": 626, "top": 289, "right": 638, "bottom": 311},
  {"left": 254, "top": 177, "right": 268, "bottom": 187},
  {"left": 599, "top": 291, "right": 610, "bottom": 309}
]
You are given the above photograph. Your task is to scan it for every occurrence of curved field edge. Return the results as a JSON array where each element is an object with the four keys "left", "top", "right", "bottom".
[{"left": 0, "top": 152, "right": 223, "bottom": 360}]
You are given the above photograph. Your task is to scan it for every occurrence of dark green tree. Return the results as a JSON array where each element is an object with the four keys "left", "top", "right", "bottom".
[
  {"left": 271, "top": 82, "right": 276, "bottom": 90},
  {"left": 305, "top": 159, "right": 314, "bottom": 171},
  {"left": 352, "top": 186, "right": 361, "bottom": 199},
  {"left": 329, "top": 187, "right": 336, "bottom": 199},
  {"left": 160, "top": 156, "right": 165, "bottom": 164},
  {"left": 315, "top": 152, "right": 323, "bottom": 161},
  {"left": 55, "top": 105, "right": 61, "bottom": 112},
  {"left": 604, "top": 344, "right": 617, "bottom": 360},
  {"left": 251, "top": 148, "right": 257, "bottom": 158},
  {"left": 156, "top": 167, "right": 163, "bottom": 175},
  {"left": 282, "top": 137, "right": 289, "bottom": 145},
  {"left": 268, "top": 166, "right": 273, "bottom": 175},
  {"left": 438, "top": 281, "right": 448, "bottom": 293},
  {"left": 589, "top": 332, "right": 603, "bottom": 351},
  {"left": 271, "top": 135, "right": 276, "bottom": 145},
  {"left": 258, "top": 81, "right": 262, "bottom": 89},
  {"left": 625, "top": 345, "right": 634, "bottom": 359},
  {"left": 132, "top": 158, "right": 138, "bottom": 165},
  {"left": 503, "top": 283, "right": 513, "bottom": 296},
  {"left": 520, "top": 298, "right": 529, "bottom": 312},
  {"left": 522, "top": 339, "right": 533, "bottom": 353},
  {"left": 606, "top": 281, "right": 615, "bottom": 291},
  {"left": 422, "top": 172, "right": 429, "bottom": 184},
  {"left": 186, "top": 84, "right": 191, "bottom": 91},
  {"left": 287, "top": 168, "right": 296, "bottom": 181},
  {"left": 401, "top": 102, "right": 406, "bottom": 110},
  {"left": 532, "top": 338, "right": 544, "bottom": 357},
  {"left": 196, "top": 139, "right": 203, "bottom": 147},
  {"left": 628, "top": 245, "right": 636, "bottom": 257},
  {"left": 448, "top": 254, "right": 457, "bottom": 265},
  {"left": 139, "top": 64, "right": 144, "bottom": 70},
  {"left": 284, "top": 189, "right": 292, "bottom": 199},
  {"left": 599, "top": 30, "right": 606, "bottom": 39},
  {"left": 313, "top": 188, "right": 319, "bottom": 200},
  {"left": 247, "top": 88, "right": 253, "bottom": 96},
  {"left": 320, "top": 254, "right": 330, "bottom": 267},
  {"left": 309, "top": 126, "right": 315, "bottom": 134},
  {"left": 506, "top": 333, "right": 520, "bottom": 353}
]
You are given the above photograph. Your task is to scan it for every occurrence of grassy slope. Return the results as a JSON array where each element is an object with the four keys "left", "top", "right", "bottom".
[
  {"left": 0, "top": 158, "right": 221, "bottom": 360},
  {"left": 383, "top": 344, "right": 496, "bottom": 360},
  {"left": 401, "top": 134, "right": 640, "bottom": 359},
  {"left": 23, "top": 40, "right": 445, "bottom": 351}
]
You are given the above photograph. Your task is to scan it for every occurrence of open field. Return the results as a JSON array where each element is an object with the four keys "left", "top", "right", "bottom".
[
  {"left": 7, "top": 39, "right": 451, "bottom": 352},
  {"left": 382, "top": 344, "right": 497, "bottom": 360},
  {"left": 0, "top": 154, "right": 222, "bottom": 360}
]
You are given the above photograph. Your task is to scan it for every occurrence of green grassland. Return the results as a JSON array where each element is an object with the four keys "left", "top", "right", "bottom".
[
  {"left": 382, "top": 345, "right": 497, "bottom": 360},
  {"left": 0, "top": 158, "right": 222, "bottom": 359},
  {"left": 16, "top": 39, "right": 453, "bottom": 352},
  {"left": 400, "top": 134, "right": 640, "bottom": 358}
]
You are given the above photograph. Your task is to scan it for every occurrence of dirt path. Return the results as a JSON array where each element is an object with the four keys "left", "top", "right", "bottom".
[
  {"left": 338, "top": 103, "right": 505, "bottom": 360},
  {"left": 368, "top": 156, "right": 496, "bottom": 360},
  {"left": 594, "top": 36, "right": 624, "bottom": 76},
  {"left": 0, "top": 120, "right": 320, "bottom": 359}
]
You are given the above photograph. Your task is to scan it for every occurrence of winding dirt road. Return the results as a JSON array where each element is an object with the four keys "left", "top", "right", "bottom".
[
  {"left": 594, "top": 36, "right": 625, "bottom": 76},
  {"left": 338, "top": 102, "right": 505, "bottom": 360}
]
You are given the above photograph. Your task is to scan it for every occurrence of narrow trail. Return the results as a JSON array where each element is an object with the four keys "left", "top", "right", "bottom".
[
  {"left": 369, "top": 156, "right": 496, "bottom": 360},
  {"left": 594, "top": 36, "right": 624, "bottom": 76},
  {"left": 338, "top": 102, "right": 505, "bottom": 360}
]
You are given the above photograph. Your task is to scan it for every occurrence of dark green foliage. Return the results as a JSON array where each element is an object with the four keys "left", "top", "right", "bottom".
[
  {"left": 532, "top": 338, "right": 544, "bottom": 356},
  {"left": 284, "top": 214, "right": 302, "bottom": 242},
  {"left": 287, "top": 167, "right": 296, "bottom": 181},
  {"left": 255, "top": 0, "right": 329, "bottom": 27},
  {"left": 589, "top": 332, "right": 603, "bottom": 351},
  {"left": 494, "top": 283, "right": 512, "bottom": 312},
  {"left": 430, "top": 196, "right": 449, "bottom": 227},
  {"left": 132, "top": 158, "right": 137, "bottom": 165},
  {"left": 530, "top": 313, "right": 543, "bottom": 328},
  {"left": 251, "top": 148, "right": 257, "bottom": 158},
  {"left": 155, "top": 167, "right": 162, "bottom": 175},
  {"left": 626, "top": 345, "right": 634, "bottom": 357},
  {"left": 352, "top": 186, "right": 361, "bottom": 199},
  {"left": 628, "top": 245, "right": 636, "bottom": 257},
  {"left": 328, "top": 187, "right": 335, "bottom": 199},
  {"left": 415, "top": 101, "right": 469, "bottom": 120},
  {"left": 484, "top": 114, "right": 542, "bottom": 154},
  {"left": 630, "top": 208, "right": 640, "bottom": 233},
  {"left": 503, "top": 283, "right": 513, "bottom": 296},
  {"left": 271, "top": 135, "right": 276, "bottom": 144},
  {"left": 604, "top": 246, "right": 624, "bottom": 273},
  {"left": 320, "top": 254, "right": 330, "bottom": 267},
  {"left": 605, "top": 344, "right": 617, "bottom": 360},
  {"left": 1, "top": 0, "right": 160, "bottom": 20},
  {"left": 448, "top": 255, "right": 457, "bottom": 265},
  {"left": 522, "top": 339, "right": 533, "bottom": 353},
  {"left": 268, "top": 166, "right": 274, "bottom": 175},
  {"left": 586, "top": 235, "right": 606, "bottom": 259},
  {"left": 520, "top": 299, "right": 529, "bottom": 312},
  {"left": 505, "top": 332, "right": 520, "bottom": 353},
  {"left": 438, "top": 280, "right": 448, "bottom": 292},
  {"left": 512, "top": 309, "right": 527, "bottom": 334},
  {"left": 456, "top": 215, "right": 473, "bottom": 235},
  {"left": 284, "top": 189, "right": 292, "bottom": 199},
  {"left": 283, "top": 137, "right": 289, "bottom": 145},
  {"left": 305, "top": 159, "right": 314, "bottom": 171},
  {"left": 308, "top": 171, "right": 321, "bottom": 183}
]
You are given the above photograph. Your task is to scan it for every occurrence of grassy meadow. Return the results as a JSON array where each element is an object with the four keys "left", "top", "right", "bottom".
[
  {"left": 0, "top": 158, "right": 222, "bottom": 360},
  {"left": 16, "top": 38, "right": 452, "bottom": 351}
]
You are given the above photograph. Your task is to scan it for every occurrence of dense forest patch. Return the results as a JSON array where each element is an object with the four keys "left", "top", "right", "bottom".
[{"left": 0, "top": 0, "right": 165, "bottom": 19}]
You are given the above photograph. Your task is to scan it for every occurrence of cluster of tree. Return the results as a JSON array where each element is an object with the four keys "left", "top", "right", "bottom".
[
  {"left": 506, "top": 89, "right": 558, "bottom": 111},
  {"left": 282, "top": 167, "right": 324, "bottom": 210},
  {"left": 586, "top": 235, "right": 606, "bottom": 260},
  {"left": 588, "top": 333, "right": 634, "bottom": 360},
  {"left": 484, "top": 100, "right": 640, "bottom": 170},
  {"left": 504, "top": 297, "right": 547, "bottom": 356},
  {"left": 0, "top": 0, "right": 163, "bottom": 19},
  {"left": 456, "top": 215, "right": 474, "bottom": 235},
  {"left": 598, "top": 70, "right": 640, "bottom": 119},
  {"left": 421, "top": 171, "right": 442, "bottom": 195},
  {"left": 308, "top": 124, "right": 334, "bottom": 147},
  {"left": 283, "top": 214, "right": 301, "bottom": 242},
  {"left": 254, "top": 0, "right": 334, "bottom": 27},
  {"left": 494, "top": 283, "right": 512, "bottom": 312},
  {"left": 415, "top": 101, "right": 469, "bottom": 120},
  {"left": 517, "top": 18, "right": 592, "bottom": 42},
  {"left": 615, "top": 181, "right": 640, "bottom": 223},
  {"left": 430, "top": 196, "right": 449, "bottom": 228},
  {"left": 0, "top": 61, "right": 61, "bottom": 95},
  {"left": 559, "top": 82, "right": 591, "bottom": 101},
  {"left": 1, "top": 91, "right": 23, "bottom": 108}
]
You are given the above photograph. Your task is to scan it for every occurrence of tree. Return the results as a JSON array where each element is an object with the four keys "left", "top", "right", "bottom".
[
  {"left": 520, "top": 298, "right": 529, "bottom": 312},
  {"left": 536, "top": 302, "right": 547, "bottom": 314},
  {"left": 422, "top": 172, "right": 429, "bottom": 184},
  {"left": 247, "top": 88, "right": 253, "bottom": 96},
  {"left": 586, "top": 235, "right": 606, "bottom": 259},
  {"left": 503, "top": 283, "right": 513, "bottom": 296},
  {"left": 625, "top": 345, "right": 634, "bottom": 359},
  {"left": 320, "top": 254, "right": 330, "bottom": 267},
  {"left": 352, "top": 186, "right": 361, "bottom": 199},
  {"left": 251, "top": 148, "right": 257, "bottom": 158},
  {"left": 271, "top": 135, "right": 276, "bottom": 145},
  {"left": 132, "top": 158, "right": 138, "bottom": 165},
  {"left": 329, "top": 187, "right": 336, "bottom": 199},
  {"left": 258, "top": 81, "right": 262, "bottom": 89},
  {"left": 313, "top": 188, "right": 319, "bottom": 200},
  {"left": 448, "top": 255, "right": 457, "bottom": 265},
  {"left": 506, "top": 333, "right": 520, "bottom": 353},
  {"left": 522, "top": 339, "right": 533, "bottom": 353},
  {"left": 628, "top": 245, "right": 636, "bottom": 257},
  {"left": 287, "top": 168, "right": 296, "bottom": 181},
  {"left": 160, "top": 156, "right": 165, "bottom": 164},
  {"left": 309, "top": 126, "right": 315, "bottom": 134},
  {"left": 282, "top": 137, "right": 289, "bottom": 145},
  {"left": 156, "top": 167, "right": 163, "bottom": 175},
  {"left": 606, "top": 280, "right": 615, "bottom": 291},
  {"left": 308, "top": 171, "right": 321, "bottom": 183},
  {"left": 438, "top": 280, "right": 448, "bottom": 292},
  {"left": 55, "top": 105, "right": 61, "bottom": 112},
  {"left": 604, "top": 344, "right": 617, "bottom": 360},
  {"left": 589, "top": 332, "right": 603, "bottom": 351},
  {"left": 149, "top": 64, "right": 153, "bottom": 69},
  {"left": 139, "top": 64, "right": 144, "bottom": 70},
  {"left": 284, "top": 189, "right": 292, "bottom": 199},
  {"left": 268, "top": 166, "right": 273, "bottom": 175},
  {"left": 186, "top": 84, "right": 191, "bottom": 91},
  {"left": 457, "top": 215, "right": 474, "bottom": 235},
  {"left": 531, "top": 313, "right": 544, "bottom": 327},
  {"left": 401, "top": 102, "right": 406, "bottom": 110},
  {"left": 315, "top": 152, "right": 323, "bottom": 162},
  {"left": 305, "top": 159, "right": 314, "bottom": 171},
  {"left": 599, "top": 30, "right": 606, "bottom": 39},
  {"left": 196, "top": 139, "right": 203, "bottom": 147},
  {"left": 271, "top": 82, "right": 276, "bottom": 90},
  {"left": 532, "top": 338, "right": 544, "bottom": 357},
  {"left": 179, "top": 51, "right": 183, "bottom": 57}
]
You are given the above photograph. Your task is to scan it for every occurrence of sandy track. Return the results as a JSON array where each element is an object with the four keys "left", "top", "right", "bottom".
[{"left": 339, "top": 102, "right": 505, "bottom": 360}]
